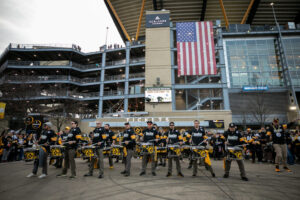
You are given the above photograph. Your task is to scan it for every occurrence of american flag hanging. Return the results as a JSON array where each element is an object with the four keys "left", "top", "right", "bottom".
[{"left": 176, "top": 21, "right": 217, "bottom": 76}]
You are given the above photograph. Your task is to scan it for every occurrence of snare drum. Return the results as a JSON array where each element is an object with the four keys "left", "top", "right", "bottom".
[
  {"left": 24, "top": 148, "right": 39, "bottom": 161},
  {"left": 140, "top": 142, "right": 154, "bottom": 155},
  {"left": 226, "top": 146, "right": 243, "bottom": 160},
  {"left": 102, "top": 146, "right": 111, "bottom": 156},
  {"left": 81, "top": 146, "right": 96, "bottom": 158},
  {"left": 157, "top": 147, "right": 167, "bottom": 158},
  {"left": 190, "top": 146, "right": 207, "bottom": 160},
  {"left": 50, "top": 145, "right": 64, "bottom": 158},
  {"left": 111, "top": 145, "right": 123, "bottom": 157},
  {"left": 167, "top": 145, "right": 181, "bottom": 158}
]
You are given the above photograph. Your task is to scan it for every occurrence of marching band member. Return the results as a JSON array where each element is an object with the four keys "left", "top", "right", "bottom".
[
  {"left": 27, "top": 122, "right": 56, "bottom": 179},
  {"left": 223, "top": 123, "right": 248, "bottom": 181},
  {"left": 104, "top": 124, "right": 116, "bottom": 169},
  {"left": 84, "top": 121, "right": 105, "bottom": 178},
  {"left": 139, "top": 121, "right": 159, "bottom": 176},
  {"left": 189, "top": 120, "right": 215, "bottom": 177},
  {"left": 267, "top": 119, "right": 292, "bottom": 172},
  {"left": 57, "top": 121, "right": 81, "bottom": 179},
  {"left": 120, "top": 122, "right": 136, "bottom": 177},
  {"left": 165, "top": 122, "right": 184, "bottom": 177}
]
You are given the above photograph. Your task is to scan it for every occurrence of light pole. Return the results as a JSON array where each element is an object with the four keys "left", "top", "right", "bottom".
[
  {"left": 270, "top": 2, "right": 300, "bottom": 122},
  {"left": 105, "top": 27, "right": 109, "bottom": 47}
]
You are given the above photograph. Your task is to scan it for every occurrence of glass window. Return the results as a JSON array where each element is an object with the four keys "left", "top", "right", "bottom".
[{"left": 225, "top": 38, "right": 284, "bottom": 88}]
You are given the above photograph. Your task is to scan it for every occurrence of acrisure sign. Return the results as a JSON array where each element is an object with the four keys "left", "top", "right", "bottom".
[{"left": 146, "top": 13, "right": 170, "bottom": 28}]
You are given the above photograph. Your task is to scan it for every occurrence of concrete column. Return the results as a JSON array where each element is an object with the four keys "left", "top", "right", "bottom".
[
  {"left": 170, "top": 22, "right": 176, "bottom": 110},
  {"left": 216, "top": 20, "right": 230, "bottom": 110},
  {"left": 98, "top": 46, "right": 106, "bottom": 118},
  {"left": 145, "top": 10, "right": 172, "bottom": 112},
  {"left": 124, "top": 42, "right": 130, "bottom": 112}
]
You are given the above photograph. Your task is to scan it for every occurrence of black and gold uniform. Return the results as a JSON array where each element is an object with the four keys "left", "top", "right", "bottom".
[
  {"left": 166, "top": 122, "right": 184, "bottom": 177},
  {"left": 27, "top": 122, "right": 56, "bottom": 178},
  {"left": 85, "top": 125, "right": 106, "bottom": 178},
  {"left": 104, "top": 124, "right": 116, "bottom": 168},
  {"left": 140, "top": 121, "right": 159, "bottom": 176},
  {"left": 120, "top": 123, "right": 136, "bottom": 176},
  {"left": 223, "top": 123, "right": 248, "bottom": 181},
  {"left": 212, "top": 133, "right": 225, "bottom": 160},
  {"left": 189, "top": 122, "right": 215, "bottom": 177},
  {"left": 57, "top": 121, "right": 81, "bottom": 178}
]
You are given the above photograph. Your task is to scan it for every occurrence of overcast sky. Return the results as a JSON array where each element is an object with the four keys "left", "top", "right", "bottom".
[{"left": 0, "top": 0, "right": 123, "bottom": 53}]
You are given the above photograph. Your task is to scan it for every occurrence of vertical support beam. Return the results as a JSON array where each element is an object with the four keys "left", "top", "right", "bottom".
[
  {"left": 219, "top": 0, "right": 229, "bottom": 28},
  {"left": 124, "top": 41, "right": 130, "bottom": 112},
  {"left": 136, "top": 0, "right": 146, "bottom": 41},
  {"left": 216, "top": 20, "right": 230, "bottom": 110},
  {"left": 200, "top": 0, "right": 208, "bottom": 21},
  {"left": 241, "top": 0, "right": 255, "bottom": 24},
  {"left": 170, "top": 22, "right": 176, "bottom": 110},
  {"left": 246, "top": 0, "right": 261, "bottom": 25},
  {"left": 98, "top": 47, "right": 106, "bottom": 118},
  {"left": 106, "top": 0, "right": 132, "bottom": 42}
]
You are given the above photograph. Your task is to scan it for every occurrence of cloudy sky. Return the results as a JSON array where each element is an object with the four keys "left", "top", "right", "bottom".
[{"left": 0, "top": 0, "right": 123, "bottom": 53}]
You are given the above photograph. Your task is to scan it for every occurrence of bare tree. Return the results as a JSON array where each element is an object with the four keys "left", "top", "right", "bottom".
[{"left": 249, "top": 91, "right": 270, "bottom": 127}]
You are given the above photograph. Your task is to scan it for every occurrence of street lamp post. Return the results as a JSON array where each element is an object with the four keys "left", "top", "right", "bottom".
[{"left": 270, "top": 2, "right": 300, "bottom": 122}]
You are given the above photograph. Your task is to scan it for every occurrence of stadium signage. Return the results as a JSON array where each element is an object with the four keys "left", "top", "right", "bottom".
[
  {"left": 146, "top": 13, "right": 170, "bottom": 28},
  {"left": 242, "top": 86, "right": 269, "bottom": 91}
]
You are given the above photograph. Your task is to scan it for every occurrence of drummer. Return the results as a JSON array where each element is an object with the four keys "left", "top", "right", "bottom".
[
  {"left": 26, "top": 122, "right": 56, "bottom": 179},
  {"left": 84, "top": 121, "right": 105, "bottom": 178},
  {"left": 189, "top": 120, "right": 215, "bottom": 177},
  {"left": 165, "top": 122, "right": 184, "bottom": 177},
  {"left": 120, "top": 122, "right": 136, "bottom": 177},
  {"left": 139, "top": 121, "right": 159, "bottom": 176},
  {"left": 103, "top": 124, "right": 116, "bottom": 169}
]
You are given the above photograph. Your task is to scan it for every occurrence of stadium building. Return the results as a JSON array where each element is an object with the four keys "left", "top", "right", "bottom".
[{"left": 1, "top": 0, "right": 300, "bottom": 131}]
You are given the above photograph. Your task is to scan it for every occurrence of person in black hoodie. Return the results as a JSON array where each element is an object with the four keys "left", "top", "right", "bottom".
[
  {"left": 120, "top": 122, "right": 136, "bottom": 177},
  {"left": 267, "top": 118, "right": 292, "bottom": 172},
  {"left": 84, "top": 121, "right": 106, "bottom": 178},
  {"left": 139, "top": 121, "right": 159, "bottom": 176},
  {"left": 26, "top": 122, "right": 56, "bottom": 179},
  {"left": 165, "top": 122, "right": 184, "bottom": 177},
  {"left": 57, "top": 121, "right": 81, "bottom": 179}
]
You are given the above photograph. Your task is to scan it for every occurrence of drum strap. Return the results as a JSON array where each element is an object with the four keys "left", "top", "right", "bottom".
[
  {"left": 223, "top": 157, "right": 226, "bottom": 169},
  {"left": 154, "top": 146, "right": 157, "bottom": 162},
  {"left": 123, "top": 147, "right": 127, "bottom": 157}
]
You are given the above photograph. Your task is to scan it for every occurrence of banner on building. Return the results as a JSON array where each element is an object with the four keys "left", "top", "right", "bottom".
[
  {"left": 0, "top": 102, "right": 6, "bottom": 119},
  {"left": 145, "top": 87, "right": 172, "bottom": 102},
  {"left": 146, "top": 13, "right": 170, "bottom": 28},
  {"left": 176, "top": 21, "right": 217, "bottom": 76}
]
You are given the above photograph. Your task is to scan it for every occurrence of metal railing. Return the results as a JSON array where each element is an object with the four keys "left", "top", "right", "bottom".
[{"left": 103, "top": 90, "right": 124, "bottom": 96}]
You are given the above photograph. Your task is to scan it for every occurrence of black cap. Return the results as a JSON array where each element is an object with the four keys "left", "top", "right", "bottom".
[
  {"left": 169, "top": 122, "right": 175, "bottom": 126},
  {"left": 146, "top": 121, "right": 153, "bottom": 124},
  {"left": 124, "top": 122, "right": 130, "bottom": 125},
  {"left": 153, "top": 123, "right": 157, "bottom": 126},
  {"left": 229, "top": 123, "right": 235, "bottom": 128}
]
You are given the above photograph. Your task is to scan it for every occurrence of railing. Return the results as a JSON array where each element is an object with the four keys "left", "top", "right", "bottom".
[
  {"left": 103, "top": 90, "right": 124, "bottom": 96},
  {"left": 130, "top": 57, "right": 145, "bottom": 64},
  {"left": 105, "top": 74, "right": 126, "bottom": 81},
  {"left": 4, "top": 75, "right": 100, "bottom": 84},
  {"left": 129, "top": 72, "right": 145, "bottom": 79},
  {"left": 106, "top": 59, "right": 126, "bottom": 66}
]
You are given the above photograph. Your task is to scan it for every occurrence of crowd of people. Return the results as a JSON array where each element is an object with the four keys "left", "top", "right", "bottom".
[{"left": 0, "top": 118, "right": 299, "bottom": 180}]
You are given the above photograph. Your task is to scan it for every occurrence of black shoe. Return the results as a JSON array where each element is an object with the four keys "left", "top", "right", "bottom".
[
  {"left": 178, "top": 172, "right": 184, "bottom": 177},
  {"left": 188, "top": 165, "right": 192, "bottom": 169},
  {"left": 152, "top": 172, "right": 156, "bottom": 176},
  {"left": 140, "top": 172, "right": 146, "bottom": 176},
  {"left": 223, "top": 174, "right": 229, "bottom": 178},
  {"left": 241, "top": 177, "right": 248, "bottom": 181},
  {"left": 212, "top": 173, "right": 216, "bottom": 178},
  {"left": 166, "top": 173, "right": 172, "bottom": 177},
  {"left": 69, "top": 175, "right": 76, "bottom": 179},
  {"left": 124, "top": 173, "right": 130, "bottom": 177},
  {"left": 120, "top": 171, "right": 126, "bottom": 174},
  {"left": 162, "top": 163, "right": 166, "bottom": 167},
  {"left": 98, "top": 174, "right": 103, "bottom": 179},
  {"left": 158, "top": 163, "right": 163, "bottom": 166},
  {"left": 192, "top": 174, "right": 196, "bottom": 177},
  {"left": 84, "top": 173, "right": 93, "bottom": 177}
]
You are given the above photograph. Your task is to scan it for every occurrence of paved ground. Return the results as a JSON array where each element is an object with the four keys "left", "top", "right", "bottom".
[{"left": 0, "top": 158, "right": 299, "bottom": 200}]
